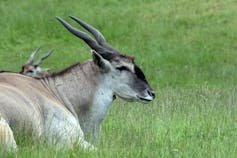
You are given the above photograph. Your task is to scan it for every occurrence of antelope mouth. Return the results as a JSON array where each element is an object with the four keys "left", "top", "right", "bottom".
[{"left": 137, "top": 96, "right": 153, "bottom": 103}]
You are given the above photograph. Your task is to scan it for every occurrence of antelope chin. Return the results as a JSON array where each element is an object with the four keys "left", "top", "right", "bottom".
[
  {"left": 117, "top": 95, "right": 153, "bottom": 103},
  {"left": 116, "top": 95, "right": 138, "bottom": 102}
]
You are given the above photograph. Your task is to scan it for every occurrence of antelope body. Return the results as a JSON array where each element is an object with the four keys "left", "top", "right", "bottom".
[{"left": 0, "top": 16, "right": 155, "bottom": 151}]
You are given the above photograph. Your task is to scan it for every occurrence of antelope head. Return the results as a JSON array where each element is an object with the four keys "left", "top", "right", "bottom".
[
  {"left": 56, "top": 16, "right": 155, "bottom": 102},
  {"left": 20, "top": 48, "right": 54, "bottom": 78}
]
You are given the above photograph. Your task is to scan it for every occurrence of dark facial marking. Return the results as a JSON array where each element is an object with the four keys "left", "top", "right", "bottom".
[
  {"left": 20, "top": 66, "right": 24, "bottom": 74},
  {"left": 116, "top": 66, "right": 129, "bottom": 71},
  {"left": 134, "top": 65, "right": 148, "bottom": 83},
  {"left": 27, "top": 70, "right": 34, "bottom": 73}
]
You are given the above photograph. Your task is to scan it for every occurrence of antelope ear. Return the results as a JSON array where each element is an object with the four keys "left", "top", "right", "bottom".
[{"left": 91, "top": 50, "right": 110, "bottom": 72}]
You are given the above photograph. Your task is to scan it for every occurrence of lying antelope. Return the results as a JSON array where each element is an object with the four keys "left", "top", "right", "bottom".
[
  {"left": 0, "top": 16, "right": 155, "bottom": 151},
  {"left": 20, "top": 48, "right": 54, "bottom": 78}
]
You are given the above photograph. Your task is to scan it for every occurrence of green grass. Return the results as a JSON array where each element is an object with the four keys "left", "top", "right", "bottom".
[{"left": 0, "top": 0, "right": 237, "bottom": 157}]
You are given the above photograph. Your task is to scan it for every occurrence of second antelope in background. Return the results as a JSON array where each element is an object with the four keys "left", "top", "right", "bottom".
[{"left": 20, "top": 48, "right": 54, "bottom": 78}]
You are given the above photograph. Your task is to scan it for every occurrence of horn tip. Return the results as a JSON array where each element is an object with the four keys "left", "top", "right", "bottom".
[
  {"left": 69, "top": 15, "right": 81, "bottom": 22},
  {"left": 49, "top": 48, "right": 54, "bottom": 53},
  {"left": 55, "top": 16, "right": 63, "bottom": 22},
  {"left": 35, "top": 47, "right": 41, "bottom": 51},
  {"left": 69, "top": 15, "right": 77, "bottom": 18}
]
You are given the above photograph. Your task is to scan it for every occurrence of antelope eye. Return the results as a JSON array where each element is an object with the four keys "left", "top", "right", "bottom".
[
  {"left": 27, "top": 70, "right": 34, "bottom": 73},
  {"left": 116, "top": 66, "right": 128, "bottom": 71}
]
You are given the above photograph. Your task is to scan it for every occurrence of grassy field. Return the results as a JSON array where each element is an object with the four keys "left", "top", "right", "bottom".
[{"left": 0, "top": 0, "right": 237, "bottom": 157}]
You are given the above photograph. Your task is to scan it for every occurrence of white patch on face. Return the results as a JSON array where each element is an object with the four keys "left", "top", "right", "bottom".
[
  {"left": 110, "top": 69, "right": 140, "bottom": 101},
  {"left": 36, "top": 67, "right": 44, "bottom": 76},
  {"left": 26, "top": 67, "right": 49, "bottom": 78},
  {"left": 137, "top": 93, "right": 154, "bottom": 103}
]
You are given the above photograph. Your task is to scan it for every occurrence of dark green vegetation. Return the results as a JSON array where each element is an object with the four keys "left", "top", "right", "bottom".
[{"left": 0, "top": 0, "right": 237, "bottom": 157}]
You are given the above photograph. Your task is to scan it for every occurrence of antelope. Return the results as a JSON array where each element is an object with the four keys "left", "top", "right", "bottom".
[
  {"left": 20, "top": 48, "right": 54, "bottom": 78},
  {"left": 0, "top": 16, "right": 155, "bottom": 151}
]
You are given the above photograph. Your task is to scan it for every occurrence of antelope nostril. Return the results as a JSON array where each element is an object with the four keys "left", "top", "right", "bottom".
[{"left": 147, "top": 90, "right": 155, "bottom": 98}]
